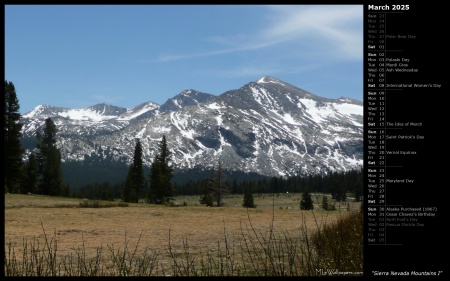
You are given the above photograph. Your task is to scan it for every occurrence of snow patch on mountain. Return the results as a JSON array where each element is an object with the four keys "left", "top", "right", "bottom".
[{"left": 58, "top": 108, "right": 116, "bottom": 121}]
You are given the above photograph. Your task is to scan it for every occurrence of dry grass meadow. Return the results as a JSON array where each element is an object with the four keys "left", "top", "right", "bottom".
[{"left": 4, "top": 193, "right": 362, "bottom": 276}]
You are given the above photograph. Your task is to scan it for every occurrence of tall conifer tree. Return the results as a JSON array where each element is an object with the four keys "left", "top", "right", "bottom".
[
  {"left": 148, "top": 135, "right": 173, "bottom": 204},
  {"left": 122, "top": 165, "right": 135, "bottom": 202},
  {"left": 21, "top": 153, "right": 39, "bottom": 194},
  {"left": 132, "top": 139, "right": 145, "bottom": 202},
  {"left": 242, "top": 181, "right": 256, "bottom": 208},
  {"left": 36, "top": 117, "right": 65, "bottom": 196},
  {"left": 209, "top": 158, "right": 228, "bottom": 207},
  {"left": 123, "top": 139, "right": 145, "bottom": 203},
  {"left": 4, "top": 80, "right": 24, "bottom": 193},
  {"left": 300, "top": 189, "right": 314, "bottom": 210}
]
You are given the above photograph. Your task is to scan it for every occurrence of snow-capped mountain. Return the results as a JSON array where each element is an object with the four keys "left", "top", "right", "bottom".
[
  {"left": 159, "top": 89, "right": 216, "bottom": 113},
  {"left": 20, "top": 76, "right": 363, "bottom": 178}
]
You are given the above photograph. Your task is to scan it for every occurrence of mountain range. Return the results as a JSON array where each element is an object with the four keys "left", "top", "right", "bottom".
[{"left": 20, "top": 76, "right": 363, "bottom": 183}]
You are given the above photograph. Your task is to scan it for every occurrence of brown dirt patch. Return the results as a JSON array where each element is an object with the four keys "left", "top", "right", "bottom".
[{"left": 4, "top": 193, "right": 359, "bottom": 259}]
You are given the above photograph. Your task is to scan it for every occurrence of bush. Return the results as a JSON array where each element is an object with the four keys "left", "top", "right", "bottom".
[
  {"left": 242, "top": 184, "right": 256, "bottom": 208},
  {"left": 310, "top": 211, "right": 363, "bottom": 272},
  {"left": 299, "top": 190, "right": 314, "bottom": 210},
  {"left": 199, "top": 194, "right": 213, "bottom": 206},
  {"left": 78, "top": 200, "right": 128, "bottom": 208},
  {"left": 78, "top": 200, "right": 100, "bottom": 208}
]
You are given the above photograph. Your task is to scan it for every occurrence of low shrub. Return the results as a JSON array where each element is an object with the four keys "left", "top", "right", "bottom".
[{"left": 78, "top": 200, "right": 129, "bottom": 208}]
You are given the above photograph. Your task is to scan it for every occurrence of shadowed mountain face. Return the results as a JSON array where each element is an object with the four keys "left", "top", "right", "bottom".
[{"left": 20, "top": 76, "right": 363, "bottom": 177}]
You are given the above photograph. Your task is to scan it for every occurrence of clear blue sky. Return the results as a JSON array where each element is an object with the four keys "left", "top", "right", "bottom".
[{"left": 5, "top": 4, "right": 363, "bottom": 115}]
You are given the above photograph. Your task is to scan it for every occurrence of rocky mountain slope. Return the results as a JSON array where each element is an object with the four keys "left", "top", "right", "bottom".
[{"left": 20, "top": 76, "right": 363, "bottom": 178}]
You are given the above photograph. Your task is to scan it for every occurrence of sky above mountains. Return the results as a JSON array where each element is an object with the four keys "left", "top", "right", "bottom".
[{"left": 5, "top": 4, "right": 363, "bottom": 114}]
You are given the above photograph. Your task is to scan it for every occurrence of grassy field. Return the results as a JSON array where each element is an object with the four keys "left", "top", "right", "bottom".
[{"left": 4, "top": 193, "right": 362, "bottom": 276}]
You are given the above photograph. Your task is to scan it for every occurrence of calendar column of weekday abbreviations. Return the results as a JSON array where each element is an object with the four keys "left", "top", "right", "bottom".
[{"left": 365, "top": 3, "right": 443, "bottom": 277}]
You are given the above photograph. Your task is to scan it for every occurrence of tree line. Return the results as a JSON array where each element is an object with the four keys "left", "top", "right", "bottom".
[{"left": 174, "top": 169, "right": 362, "bottom": 201}]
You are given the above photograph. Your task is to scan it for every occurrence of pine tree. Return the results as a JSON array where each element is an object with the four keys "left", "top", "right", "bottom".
[
  {"left": 21, "top": 153, "right": 39, "bottom": 194},
  {"left": 36, "top": 117, "right": 65, "bottom": 196},
  {"left": 210, "top": 158, "right": 228, "bottom": 207},
  {"left": 148, "top": 135, "right": 173, "bottom": 204},
  {"left": 123, "top": 139, "right": 145, "bottom": 203},
  {"left": 4, "top": 80, "right": 24, "bottom": 193},
  {"left": 200, "top": 186, "right": 214, "bottom": 206},
  {"left": 122, "top": 165, "right": 135, "bottom": 202},
  {"left": 122, "top": 139, "right": 145, "bottom": 203},
  {"left": 321, "top": 195, "right": 329, "bottom": 210},
  {"left": 133, "top": 139, "right": 145, "bottom": 200},
  {"left": 300, "top": 189, "right": 314, "bottom": 210},
  {"left": 242, "top": 182, "right": 256, "bottom": 208}
]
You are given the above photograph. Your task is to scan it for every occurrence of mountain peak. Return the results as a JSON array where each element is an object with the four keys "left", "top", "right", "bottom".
[
  {"left": 159, "top": 90, "right": 216, "bottom": 113},
  {"left": 87, "top": 103, "right": 128, "bottom": 116},
  {"left": 180, "top": 89, "right": 195, "bottom": 96},
  {"left": 22, "top": 104, "right": 67, "bottom": 118},
  {"left": 256, "top": 76, "right": 284, "bottom": 85}
]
